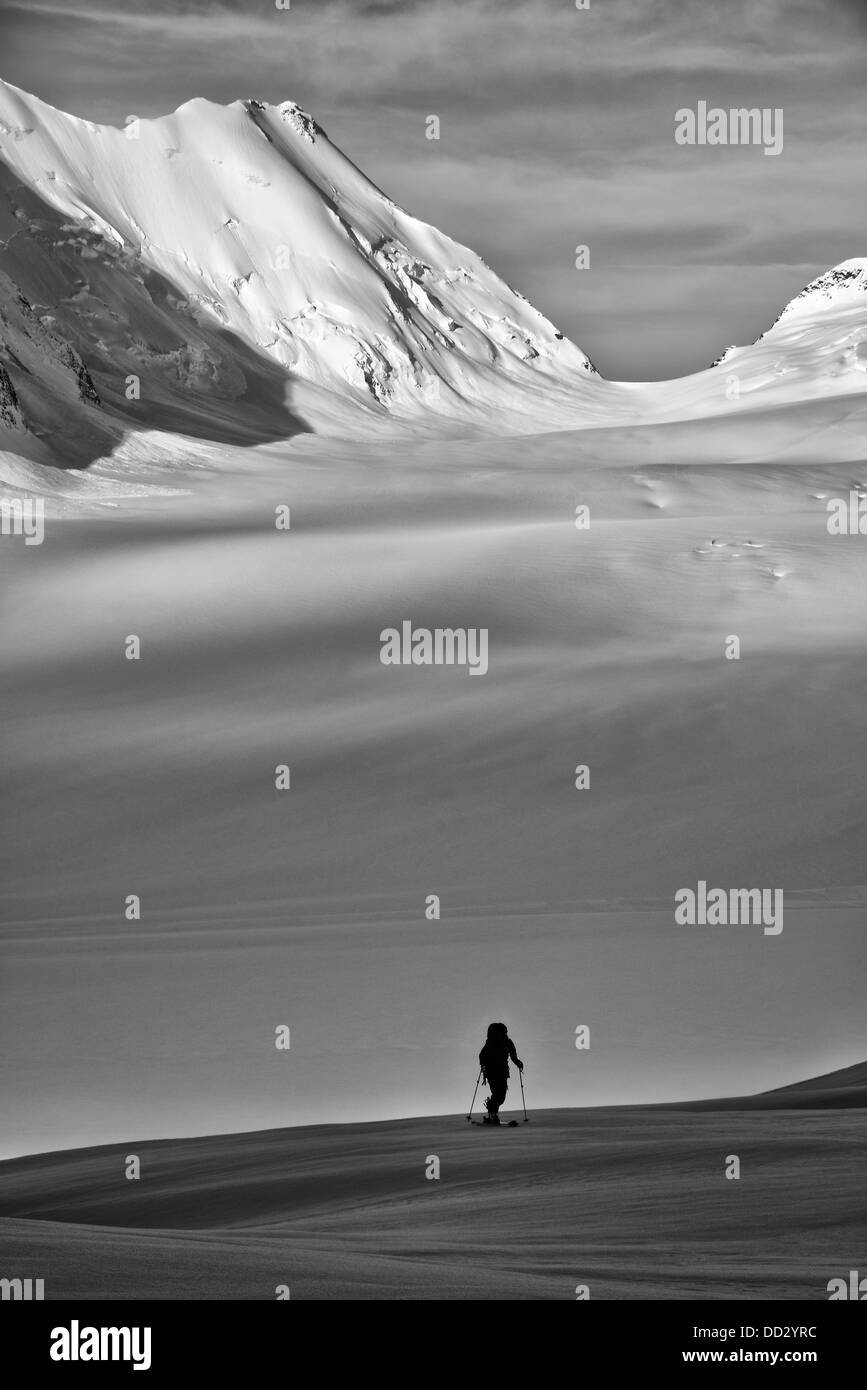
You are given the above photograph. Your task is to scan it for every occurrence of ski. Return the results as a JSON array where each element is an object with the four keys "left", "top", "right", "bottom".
[{"left": 468, "top": 1119, "right": 520, "bottom": 1127}]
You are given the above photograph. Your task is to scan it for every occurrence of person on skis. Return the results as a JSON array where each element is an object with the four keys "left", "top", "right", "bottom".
[{"left": 479, "top": 1021, "right": 523, "bottom": 1124}]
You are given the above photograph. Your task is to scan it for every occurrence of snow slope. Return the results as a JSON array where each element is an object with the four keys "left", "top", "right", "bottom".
[{"left": 0, "top": 1091, "right": 863, "bottom": 1297}]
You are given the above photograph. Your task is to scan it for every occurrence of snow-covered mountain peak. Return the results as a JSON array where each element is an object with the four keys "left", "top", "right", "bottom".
[
  {"left": 772, "top": 258, "right": 867, "bottom": 325},
  {"left": 0, "top": 77, "right": 607, "bottom": 435}
]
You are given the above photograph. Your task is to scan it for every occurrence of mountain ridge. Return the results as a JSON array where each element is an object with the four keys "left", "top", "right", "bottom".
[{"left": 0, "top": 77, "right": 607, "bottom": 440}]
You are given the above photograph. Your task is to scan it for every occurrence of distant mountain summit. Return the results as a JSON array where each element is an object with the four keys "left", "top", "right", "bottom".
[
  {"left": 711, "top": 257, "right": 867, "bottom": 368},
  {"left": 772, "top": 258, "right": 867, "bottom": 325},
  {"left": 707, "top": 255, "right": 867, "bottom": 390}
]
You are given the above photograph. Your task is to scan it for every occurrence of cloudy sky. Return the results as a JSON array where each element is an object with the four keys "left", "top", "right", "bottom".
[{"left": 0, "top": 0, "right": 864, "bottom": 377}]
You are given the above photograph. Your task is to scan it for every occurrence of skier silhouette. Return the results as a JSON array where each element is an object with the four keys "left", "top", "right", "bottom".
[{"left": 479, "top": 1021, "right": 523, "bottom": 1124}]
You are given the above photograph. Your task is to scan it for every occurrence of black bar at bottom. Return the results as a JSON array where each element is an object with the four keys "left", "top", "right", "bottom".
[{"left": 3, "top": 1300, "right": 862, "bottom": 1376}]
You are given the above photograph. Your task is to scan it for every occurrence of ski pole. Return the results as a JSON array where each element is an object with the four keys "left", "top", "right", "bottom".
[
  {"left": 467, "top": 1068, "right": 483, "bottom": 1121},
  {"left": 519, "top": 1067, "right": 528, "bottom": 1122}
]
